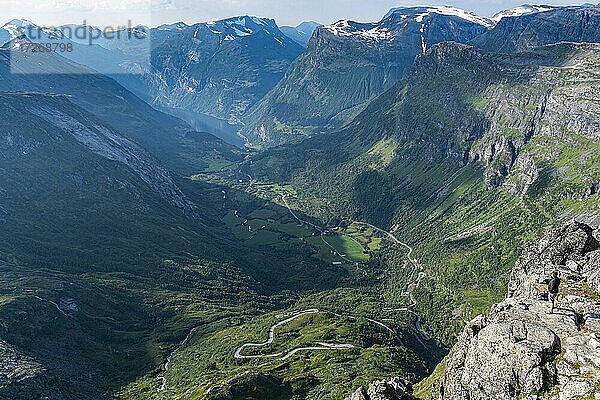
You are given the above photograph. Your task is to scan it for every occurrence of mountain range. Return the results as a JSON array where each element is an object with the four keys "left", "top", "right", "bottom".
[
  {"left": 4, "top": 4, "right": 598, "bottom": 147},
  {"left": 135, "top": 17, "right": 304, "bottom": 124},
  {"left": 0, "top": 3, "right": 599, "bottom": 400},
  {"left": 280, "top": 21, "right": 322, "bottom": 47},
  {"left": 242, "top": 3, "right": 600, "bottom": 147},
  {"left": 1, "top": 16, "right": 304, "bottom": 129},
  {"left": 240, "top": 6, "right": 492, "bottom": 146}
]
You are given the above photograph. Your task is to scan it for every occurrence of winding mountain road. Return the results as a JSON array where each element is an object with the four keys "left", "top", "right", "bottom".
[
  {"left": 155, "top": 193, "right": 423, "bottom": 391},
  {"left": 280, "top": 342, "right": 355, "bottom": 361},
  {"left": 280, "top": 195, "right": 368, "bottom": 275},
  {"left": 233, "top": 307, "right": 403, "bottom": 362},
  {"left": 280, "top": 194, "right": 430, "bottom": 341},
  {"left": 234, "top": 309, "right": 320, "bottom": 360},
  {"left": 234, "top": 309, "right": 356, "bottom": 361}
]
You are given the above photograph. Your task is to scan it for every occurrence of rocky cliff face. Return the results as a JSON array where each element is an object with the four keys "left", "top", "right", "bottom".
[
  {"left": 416, "top": 222, "right": 600, "bottom": 400},
  {"left": 379, "top": 41, "right": 600, "bottom": 196},
  {"left": 241, "top": 7, "right": 490, "bottom": 146},
  {"left": 474, "top": 42, "right": 600, "bottom": 194},
  {"left": 350, "top": 222, "right": 599, "bottom": 400}
]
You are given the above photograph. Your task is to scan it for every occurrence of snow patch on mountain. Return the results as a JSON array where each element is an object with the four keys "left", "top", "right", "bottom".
[
  {"left": 385, "top": 6, "right": 495, "bottom": 28},
  {"left": 156, "top": 21, "right": 188, "bottom": 31},
  {"left": 155, "top": 16, "right": 276, "bottom": 40},
  {"left": 324, "top": 20, "right": 395, "bottom": 41},
  {"left": 492, "top": 4, "right": 558, "bottom": 21},
  {"left": 427, "top": 6, "right": 495, "bottom": 28},
  {"left": 217, "top": 16, "right": 279, "bottom": 40},
  {"left": 152, "top": 15, "right": 289, "bottom": 45},
  {"left": 0, "top": 19, "right": 65, "bottom": 46},
  {"left": 1, "top": 19, "right": 34, "bottom": 45},
  {"left": 323, "top": 5, "right": 494, "bottom": 42},
  {"left": 250, "top": 16, "right": 269, "bottom": 26}
]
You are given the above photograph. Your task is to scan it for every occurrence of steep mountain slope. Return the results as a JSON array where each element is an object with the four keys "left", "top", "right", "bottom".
[
  {"left": 0, "top": 40, "right": 345, "bottom": 398},
  {"left": 2, "top": 17, "right": 303, "bottom": 128},
  {"left": 0, "top": 92, "right": 214, "bottom": 398},
  {"left": 133, "top": 16, "right": 303, "bottom": 124},
  {"left": 473, "top": 4, "right": 600, "bottom": 53},
  {"left": 240, "top": 6, "right": 491, "bottom": 147},
  {"left": 416, "top": 222, "right": 600, "bottom": 400},
  {"left": 250, "top": 41, "right": 600, "bottom": 343},
  {"left": 280, "top": 21, "right": 321, "bottom": 47},
  {"left": 0, "top": 91, "right": 347, "bottom": 399},
  {"left": 0, "top": 43, "right": 243, "bottom": 176}
]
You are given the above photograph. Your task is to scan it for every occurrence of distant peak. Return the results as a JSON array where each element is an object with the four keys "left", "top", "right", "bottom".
[
  {"left": 3, "top": 18, "right": 35, "bottom": 27},
  {"left": 177, "top": 16, "right": 287, "bottom": 43},
  {"left": 1, "top": 19, "right": 38, "bottom": 46},
  {"left": 156, "top": 16, "right": 276, "bottom": 31},
  {"left": 220, "top": 15, "right": 274, "bottom": 26},
  {"left": 2, "top": 19, "right": 39, "bottom": 34},
  {"left": 385, "top": 5, "right": 495, "bottom": 28},
  {"left": 296, "top": 21, "right": 321, "bottom": 29},
  {"left": 491, "top": 4, "right": 559, "bottom": 21},
  {"left": 156, "top": 21, "right": 188, "bottom": 30}
]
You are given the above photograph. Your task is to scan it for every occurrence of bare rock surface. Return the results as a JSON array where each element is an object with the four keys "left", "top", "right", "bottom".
[
  {"left": 422, "top": 222, "right": 600, "bottom": 400},
  {"left": 346, "top": 378, "right": 415, "bottom": 400},
  {"left": 348, "top": 222, "right": 600, "bottom": 400}
]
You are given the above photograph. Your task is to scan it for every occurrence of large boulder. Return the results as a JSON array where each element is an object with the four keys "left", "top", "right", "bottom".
[
  {"left": 346, "top": 378, "right": 415, "bottom": 400},
  {"left": 582, "top": 250, "right": 600, "bottom": 293},
  {"left": 461, "top": 320, "right": 559, "bottom": 399},
  {"left": 435, "top": 303, "right": 563, "bottom": 400}
]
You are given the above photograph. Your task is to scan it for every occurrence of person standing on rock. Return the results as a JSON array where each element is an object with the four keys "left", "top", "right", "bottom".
[{"left": 548, "top": 271, "right": 561, "bottom": 314}]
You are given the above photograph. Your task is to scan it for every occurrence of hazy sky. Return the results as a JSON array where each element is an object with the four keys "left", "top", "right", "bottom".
[{"left": 0, "top": 0, "right": 587, "bottom": 27}]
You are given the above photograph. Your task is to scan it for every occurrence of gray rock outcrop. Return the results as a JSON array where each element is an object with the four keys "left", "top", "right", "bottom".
[
  {"left": 423, "top": 222, "right": 600, "bottom": 400},
  {"left": 508, "top": 222, "right": 599, "bottom": 298},
  {"left": 0, "top": 339, "right": 80, "bottom": 400},
  {"left": 346, "top": 377, "right": 415, "bottom": 400},
  {"left": 29, "top": 103, "right": 197, "bottom": 216}
]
